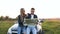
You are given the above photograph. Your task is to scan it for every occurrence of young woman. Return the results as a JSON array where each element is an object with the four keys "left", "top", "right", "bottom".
[{"left": 18, "top": 8, "right": 26, "bottom": 34}]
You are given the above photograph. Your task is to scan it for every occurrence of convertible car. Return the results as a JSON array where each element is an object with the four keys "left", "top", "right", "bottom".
[{"left": 7, "top": 19, "right": 44, "bottom": 34}]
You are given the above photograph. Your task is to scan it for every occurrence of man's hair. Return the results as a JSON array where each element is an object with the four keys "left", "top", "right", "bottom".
[{"left": 31, "top": 8, "right": 35, "bottom": 10}]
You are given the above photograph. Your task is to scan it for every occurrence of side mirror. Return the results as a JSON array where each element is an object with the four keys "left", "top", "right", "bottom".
[{"left": 39, "top": 19, "right": 44, "bottom": 23}]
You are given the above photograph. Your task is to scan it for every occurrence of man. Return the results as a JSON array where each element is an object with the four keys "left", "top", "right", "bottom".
[{"left": 26, "top": 8, "right": 38, "bottom": 34}]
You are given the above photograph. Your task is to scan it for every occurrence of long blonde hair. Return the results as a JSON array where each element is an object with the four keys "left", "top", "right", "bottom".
[{"left": 20, "top": 8, "right": 26, "bottom": 22}]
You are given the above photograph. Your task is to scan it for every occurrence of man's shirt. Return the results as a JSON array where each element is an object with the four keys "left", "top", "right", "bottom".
[{"left": 31, "top": 14, "right": 34, "bottom": 19}]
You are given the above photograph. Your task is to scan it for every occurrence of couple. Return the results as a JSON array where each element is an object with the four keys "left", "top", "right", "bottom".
[{"left": 18, "top": 8, "right": 38, "bottom": 34}]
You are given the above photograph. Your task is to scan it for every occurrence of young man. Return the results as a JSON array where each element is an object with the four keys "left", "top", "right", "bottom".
[{"left": 26, "top": 8, "right": 38, "bottom": 34}]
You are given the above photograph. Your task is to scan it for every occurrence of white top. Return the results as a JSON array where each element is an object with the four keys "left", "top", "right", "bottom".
[{"left": 31, "top": 15, "right": 34, "bottom": 19}]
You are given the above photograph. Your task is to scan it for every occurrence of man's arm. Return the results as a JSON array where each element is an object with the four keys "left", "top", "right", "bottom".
[{"left": 25, "top": 13, "right": 31, "bottom": 19}]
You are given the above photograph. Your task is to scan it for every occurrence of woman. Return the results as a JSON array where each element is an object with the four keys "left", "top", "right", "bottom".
[{"left": 18, "top": 8, "right": 26, "bottom": 34}]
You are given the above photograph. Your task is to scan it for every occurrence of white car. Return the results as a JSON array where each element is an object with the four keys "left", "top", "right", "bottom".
[{"left": 7, "top": 19, "right": 44, "bottom": 34}]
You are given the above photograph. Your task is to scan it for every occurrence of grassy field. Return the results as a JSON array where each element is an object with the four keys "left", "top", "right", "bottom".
[
  {"left": 0, "top": 20, "right": 60, "bottom": 34},
  {"left": 42, "top": 20, "right": 60, "bottom": 34},
  {"left": 0, "top": 20, "right": 15, "bottom": 34}
]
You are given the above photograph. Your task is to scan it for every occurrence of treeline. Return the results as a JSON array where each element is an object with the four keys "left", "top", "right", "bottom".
[{"left": 0, "top": 16, "right": 18, "bottom": 21}]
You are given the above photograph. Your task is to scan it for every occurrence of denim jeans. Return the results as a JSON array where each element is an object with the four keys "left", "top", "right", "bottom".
[
  {"left": 26, "top": 25, "right": 37, "bottom": 34},
  {"left": 17, "top": 25, "right": 26, "bottom": 34}
]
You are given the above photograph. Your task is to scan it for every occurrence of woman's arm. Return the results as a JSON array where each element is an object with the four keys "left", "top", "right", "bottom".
[{"left": 18, "top": 15, "right": 23, "bottom": 26}]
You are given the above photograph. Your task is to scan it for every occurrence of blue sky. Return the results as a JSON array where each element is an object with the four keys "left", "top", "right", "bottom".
[{"left": 0, "top": 0, "right": 60, "bottom": 18}]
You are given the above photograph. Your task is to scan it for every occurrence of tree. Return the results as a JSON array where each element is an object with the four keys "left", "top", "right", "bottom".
[
  {"left": 5, "top": 16, "right": 9, "bottom": 20},
  {"left": 0, "top": 16, "right": 4, "bottom": 20}
]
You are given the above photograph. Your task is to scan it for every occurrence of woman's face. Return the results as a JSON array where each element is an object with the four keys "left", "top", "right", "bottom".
[{"left": 20, "top": 8, "right": 25, "bottom": 15}]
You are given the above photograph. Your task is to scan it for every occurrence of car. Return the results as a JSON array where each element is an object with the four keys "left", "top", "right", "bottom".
[{"left": 7, "top": 19, "right": 44, "bottom": 34}]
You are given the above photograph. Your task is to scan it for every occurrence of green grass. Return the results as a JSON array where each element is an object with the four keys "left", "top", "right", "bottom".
[
  {"left": 0, "top": 20, "right": 60, "bottom": 34},
  {"left": 42, "top": 20, "right": 60, "bottom": 34},
  {"left": 0, "top": 21, "right": 15, "bottom": 34}
]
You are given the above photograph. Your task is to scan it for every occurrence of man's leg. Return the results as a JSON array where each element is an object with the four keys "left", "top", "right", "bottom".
[
  {"left": 18, "top": 26, "right": 21, "bottom": 34},
  {"left": 32, "top": 27, "right": 37, "bottom": 34},
  {"left": 26, "top": 27, "right": 30, "bottom": 34}
]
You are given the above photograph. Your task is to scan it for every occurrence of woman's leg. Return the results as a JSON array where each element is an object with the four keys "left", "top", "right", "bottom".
[
  {"left": 22, "top": 27, "right": 26, "bottom": 34},
  {"left": 18, "top": 26, "right": 21, "bottom": 34}
]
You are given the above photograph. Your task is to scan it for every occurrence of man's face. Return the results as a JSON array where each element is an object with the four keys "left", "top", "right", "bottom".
[{"left": 31, "top": 10, "right": 35, "bottom": 14}]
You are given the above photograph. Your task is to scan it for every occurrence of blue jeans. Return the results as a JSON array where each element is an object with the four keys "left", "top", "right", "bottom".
[
  {"left": 17, "top": 26, "right": 26, "bottom": 34},
  {"left": 26, "top": 25, "right": 37, "bottom": 34}
]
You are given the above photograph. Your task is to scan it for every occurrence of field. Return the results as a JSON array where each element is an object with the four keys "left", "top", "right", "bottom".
[
  {"left": 0, "top": 20, "right": 60, "bottom": 34},
  {"left": 42, "top": 20, "right": 60, "bottom": 34},
  {"left": 0, "top": 20, "right": 15, "bottom": 34}
]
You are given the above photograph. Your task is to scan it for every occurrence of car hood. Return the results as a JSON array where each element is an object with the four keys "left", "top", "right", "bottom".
[
  {"left": 7, "top": 23, "right": 18, "bottom": 33},
  {"left": 11, "top": 23, "right": 18, "bottom": 31}
]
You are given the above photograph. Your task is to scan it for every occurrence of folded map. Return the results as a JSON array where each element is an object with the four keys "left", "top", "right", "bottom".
[{"left": 24, "top": 18, "right": 38, "bottom": 25}]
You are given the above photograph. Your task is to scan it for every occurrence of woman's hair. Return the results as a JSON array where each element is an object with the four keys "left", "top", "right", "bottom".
[
  {"left": 20, "top": 8, "right": 25, "bottom": 12},
  {"left": 20, "top": 8, "right": 26, "bottom": 16}
]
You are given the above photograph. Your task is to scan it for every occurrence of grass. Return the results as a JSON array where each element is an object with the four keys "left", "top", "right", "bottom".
[
  {"left": 42, "top": 20, "right": 60, "bottom": 34},
  {"left": 0, "top": 20, "right": 15, "bottom": 34},
  {"left": 0, "top": 20, "right": 60, "bottom": 34}
]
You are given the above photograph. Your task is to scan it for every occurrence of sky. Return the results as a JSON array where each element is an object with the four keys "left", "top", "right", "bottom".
[{"left": 0, "top": 0, "right": 60, "bottom": 19}]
